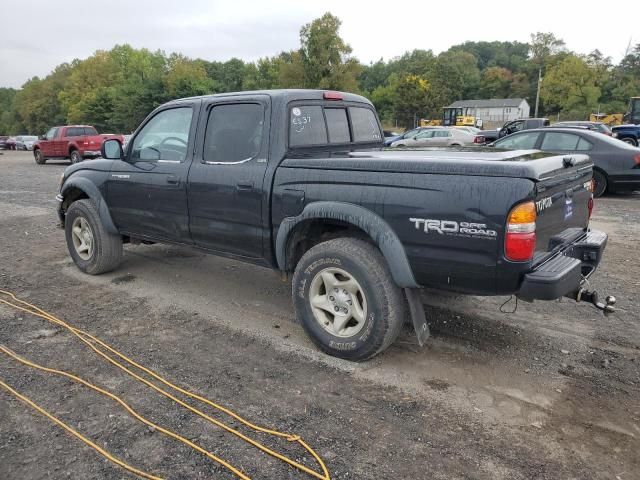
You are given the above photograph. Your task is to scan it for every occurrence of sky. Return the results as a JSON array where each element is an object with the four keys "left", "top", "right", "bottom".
[{"left": 0, "top": 0, "right": 636, "bottom": 88}]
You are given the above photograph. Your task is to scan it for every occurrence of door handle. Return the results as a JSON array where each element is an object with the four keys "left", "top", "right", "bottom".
[
  {"left": 236, "top": 181, "right": 254, "bottom": 191},
  {"left": 166, "top": 175, "right": 179, "bottom": 185}
]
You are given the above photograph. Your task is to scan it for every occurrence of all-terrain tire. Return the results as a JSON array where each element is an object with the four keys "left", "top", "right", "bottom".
[
  {"left": 70, "top": 149, "right": 82, "bottom": 164},
  {"left": 34, "top": 149, "right": 46, "bottom": 165},
  {"left": 593, "top": 170, "right": 607, "bottom": 198},
  {"left": 292, "top": 237, "right": 406, "bottom": 361},
  {"left": 65, "top": 199, "right": 122, "bottom": 275}
]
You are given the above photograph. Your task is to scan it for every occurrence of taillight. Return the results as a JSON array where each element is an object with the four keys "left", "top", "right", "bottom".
[
  {"left": 588, "top": 197, "right": 594, "bottom": 219},
  {"left": 505, "top": 201, "right": 536, "bottom": 262},
  {"left": 473, "top": 135, "right": 485, "bottom": 144},
  {"left": 323, "top": 91, "right": 343, "bottom": 100},
  {"left": 634, "top": 155, "right": 640, "bottom": 168}
]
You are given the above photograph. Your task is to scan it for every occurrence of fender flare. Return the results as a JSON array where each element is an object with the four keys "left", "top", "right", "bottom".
[
  {"left": 61, "top": 177, "right": 118, "bottom": 234},
  {"left": 275, "top": 201, "right": 419, "bottom": 288}
]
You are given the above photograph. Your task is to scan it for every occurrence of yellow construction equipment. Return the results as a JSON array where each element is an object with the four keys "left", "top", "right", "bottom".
[
  {"left": 442, "top": 107, "right": 477, "bottom": 127},
  {"left": 418, "top": 118, "right": 442, "bottom": 127},
  {"left": 589, "top": 113, "right": 624, "bottom": 126}
]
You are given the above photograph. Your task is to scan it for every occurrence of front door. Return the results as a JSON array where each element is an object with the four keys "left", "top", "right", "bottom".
[
  {"left": 412, "top": 130, "right": 436, "bottom": 146},
  {"left": 187, "top": 96, "right": 270, "bottom": 259},
  {"left": 106, "top": 104, "right": 198, "bottom": 242}
]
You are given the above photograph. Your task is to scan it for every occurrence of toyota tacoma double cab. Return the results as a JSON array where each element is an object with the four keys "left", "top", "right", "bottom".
[
  {"left": 34, "top": 125, "right": 124, "bottom": 164},
  {"left": 56, "top": 90, "right": 613, "bottom": 361}
]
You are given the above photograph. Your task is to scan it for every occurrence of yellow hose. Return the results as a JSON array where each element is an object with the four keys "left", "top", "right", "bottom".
[
  {"left": 0, "top": 345, "right": 250, "bottom": 480},
  {"left": 0, "top": 378, "right": 163, "bottom": 480},
  {"left": 0, "top": 290, "right": 330, "bottom": 480}
]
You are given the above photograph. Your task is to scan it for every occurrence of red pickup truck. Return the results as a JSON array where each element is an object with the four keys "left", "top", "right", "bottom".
[{"left": 33, "top": 125, "right": 124, "bottom": 165}]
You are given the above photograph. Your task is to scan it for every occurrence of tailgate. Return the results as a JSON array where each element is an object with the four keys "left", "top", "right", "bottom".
[
  {"left": 532, "top": 161, "right": 593, "bottom": 265},
  {"left": 83, "top": 135, "right": 107, "bottom": 149}
]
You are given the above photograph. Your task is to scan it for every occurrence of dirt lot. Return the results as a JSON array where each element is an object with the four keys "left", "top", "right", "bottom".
[{"left": 0, "top": 150, "right": 638, "bottom": 480}]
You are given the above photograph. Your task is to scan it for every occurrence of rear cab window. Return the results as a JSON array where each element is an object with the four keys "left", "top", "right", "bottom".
[{"left": 288, "top": 102, "right": 382, "bottom": 148}]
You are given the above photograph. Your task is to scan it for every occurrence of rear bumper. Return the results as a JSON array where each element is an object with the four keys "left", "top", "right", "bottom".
[
  {"left": 81, "top": 150, "right": 101, "bottom": 158},
  {"left": 517, "top": 229, "right": 607, "bottom": 301}
]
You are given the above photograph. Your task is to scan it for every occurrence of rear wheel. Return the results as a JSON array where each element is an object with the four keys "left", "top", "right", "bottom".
[
  {"left": 593, "top": 170, "right": 607, "bottom": 198},
  {"left": 34, "top": 149, "right": 46, "bottom": 165},
  {"left": 70, "top": 150, "right": 82, "bottom": 164},
  {"left": 621, "top": 137, "right": 638, "bottom": 147},
  {"left": 65, "top": 199, "right": 122, "bottom": 274},
  {"left": 292, "top": 238, "right": 405, "bottom": 361}
]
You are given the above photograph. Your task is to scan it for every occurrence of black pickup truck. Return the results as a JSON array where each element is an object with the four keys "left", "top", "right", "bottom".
[{"left": 56, "top": 90, "right": 613, "bottom": 361}]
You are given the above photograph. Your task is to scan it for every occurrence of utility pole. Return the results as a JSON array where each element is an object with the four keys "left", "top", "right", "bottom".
[{"left": 534, "top": 67, "right": 542, "bottom": 118}]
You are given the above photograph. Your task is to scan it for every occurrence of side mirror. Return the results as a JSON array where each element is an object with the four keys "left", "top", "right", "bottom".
[{"left": 101, "top": 139, "right": 123, "bottom": 160}]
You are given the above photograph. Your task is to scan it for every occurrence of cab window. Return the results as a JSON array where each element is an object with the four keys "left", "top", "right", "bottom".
[
  {"left": 203, "top": 103, "right": 264, "bottom": 163},
  {"left": 130, "top": 107, "right": 193, "bottom": 162},
  {"left": 66, "top": 127, "right": 83, "bottom": 137},
  {"left": 289, "top": 106, "right": 327, "bottom": 147},
  {"left": 325, "top": 108, "right": 350, "bottom": 144},
  {"left": 349, "top": 107, "right": 381, "bottom": 142}
]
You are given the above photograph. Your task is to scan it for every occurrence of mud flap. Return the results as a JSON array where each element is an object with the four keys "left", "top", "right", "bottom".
[{"left": 404, "top": 288, "right": 430, "bottom": 347}]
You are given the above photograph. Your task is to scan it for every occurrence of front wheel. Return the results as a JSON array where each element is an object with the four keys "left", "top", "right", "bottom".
[
  {"left": 65, "top": 199, "right": 122, "bottom": 274},
  {"left": 593, "top": 170, "right": 607, "bottom": 198},
  {"left": 70, "top": 150, "right": 82, "bottom": 164},
  {"left": 34, "top": 149, "right": 46, "bottom": 165},
  {"left": 292, "top": 238, "right": 406, "bottom": 361}
]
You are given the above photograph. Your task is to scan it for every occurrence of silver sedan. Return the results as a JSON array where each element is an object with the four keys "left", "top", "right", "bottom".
[{"left": 390, "top": 127, "right": 482, "bottom": 147}]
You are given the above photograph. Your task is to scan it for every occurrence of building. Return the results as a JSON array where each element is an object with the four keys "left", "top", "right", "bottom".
[{"left": 446, "top": 98, "right": 530, "bottom": 125}]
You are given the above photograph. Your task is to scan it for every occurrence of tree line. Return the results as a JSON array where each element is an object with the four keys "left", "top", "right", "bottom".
[{"left": 0, "top": 13, "right": 638, "bottom": 134}]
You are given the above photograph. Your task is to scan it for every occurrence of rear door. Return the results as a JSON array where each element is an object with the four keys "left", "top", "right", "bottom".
[{"left": 187, "top": 95, "right": 270, "bottom": 258}]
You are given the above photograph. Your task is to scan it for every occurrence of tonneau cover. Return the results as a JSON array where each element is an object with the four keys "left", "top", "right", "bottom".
[{"left": 281, "top": 148, "right": 592, "bottom": 181}]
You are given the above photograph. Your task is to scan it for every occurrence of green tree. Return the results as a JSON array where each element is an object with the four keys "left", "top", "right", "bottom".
[
  {"left": 541, "top": 55, "right": 601, "bottom": 118},
  {"left": 390, "top": 74, "right": 436, "bottom": 128},
  {"left": 299, "top": 12, "right": 361, "bottom": 91},
  {"left": 479, "top": 67, "right": 513, "bottom": 98},
  {"left": 164, "top": 56, "right": 214, "bottom": 99}
]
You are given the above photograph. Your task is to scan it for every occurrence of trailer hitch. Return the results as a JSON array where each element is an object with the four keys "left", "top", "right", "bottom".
[{"left": 574, "top": 288, "right": 616, "bottom": 315}]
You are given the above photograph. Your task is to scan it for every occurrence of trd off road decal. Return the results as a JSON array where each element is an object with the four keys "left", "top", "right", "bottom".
[{"left": 409, "top": 218, "right": 497, "bottom": 239}]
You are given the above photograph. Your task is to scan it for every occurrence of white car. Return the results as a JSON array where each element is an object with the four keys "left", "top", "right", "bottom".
[
  {"left": 15, "top": 135, "right": 39, "bottom": 151},
  {"left": 390, "top": 127, "right": 484, "bottom": 147}
]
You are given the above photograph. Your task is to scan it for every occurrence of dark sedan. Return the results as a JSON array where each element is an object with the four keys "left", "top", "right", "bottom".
[
  {"left": 491, "top": 127, "right": 640, "bottom": 197},
  {"left": 552, "top": 121, "right": 614, "bottom": 137}
]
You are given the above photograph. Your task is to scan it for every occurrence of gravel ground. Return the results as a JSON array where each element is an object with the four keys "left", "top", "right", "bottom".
[{"left": 0, "top": 150, "right": 638, "bottom": 480}]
